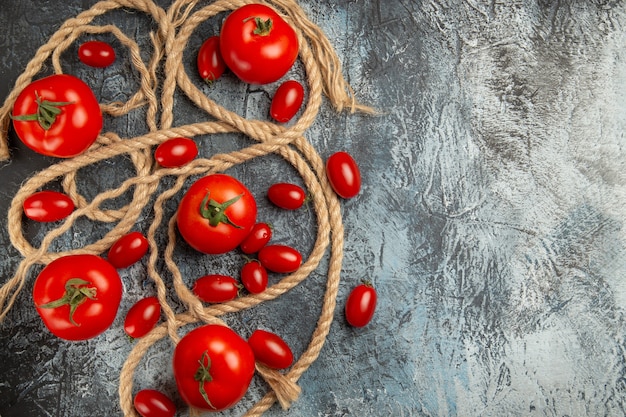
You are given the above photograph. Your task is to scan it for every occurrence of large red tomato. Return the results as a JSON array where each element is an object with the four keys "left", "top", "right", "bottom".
[
  {"left": 172, "top": 324, "right": 255, "bottom": 411},
  {"left": 177, "top": 174, "right": 257, "bottom": 254},
  {"left": 220, "top": 4, "right": 299, "bottom": 85},
  {"left": 12, "top": 74, "right": 103, "bottom": 158}
]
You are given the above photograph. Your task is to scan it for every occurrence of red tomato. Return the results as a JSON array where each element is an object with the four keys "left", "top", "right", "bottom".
[
  {"left": 240, "top": 260, "right": 268, "bottom": 294},
  {"left": 23, "top": 190, "right": 74, "bottom": 222},
  {"left": 248, "top": 329, "right": 294, "bottom": 370},
  {"left": 193, "top": 274, "right": 241, "bottom": 303},
  {"left": 133, "top": 389, "right": 176, "bottom": 417},
  {"left": 267, "top": 182, "right": 306, "bottom": 210},
  {"left": 326, "top": 151, "right": 361, "bottom": 199},
  {"left": 345, "top": 282, "right": 377, "bottom": 327},
  {"left": 124, "top": 296, "right": 161, "bottom": 339},
  {"left": 154, "top": 137, "right": 198, "bottom": 168},
  {"left": 258, "top": 244, "right": 302, "bottom": 273},
  {"left": 107, "top": 231, "right": 149, "bottom": 268},
  {"left": 173, "top": 324, "right": 255, "bottom": 411},
  {"left": 270, "top": 80, "right": 304, "bottom": 123},
  {"left": 32, "top": 254, "right": 122, "bottom": 341},
  {"left": 197, "top": 36, "right": 226, "bottom": 83},
  {"left": 220, "top": 4, "right": 299, "bottom": 84},
  {"left": 177, "top": 174, "right": 257, "bottom": 254},
  {"left": 12, "top": 74, "right": 103, "bottom": 158},
  {"left": 78, "top": 40, "right": 116, "bottom": 68},
  {"left": 239, "top": 222, "right": 272, "bottom": 254}
]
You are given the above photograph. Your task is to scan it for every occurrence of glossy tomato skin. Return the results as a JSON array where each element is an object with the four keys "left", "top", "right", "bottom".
[
  {"left": 239, "top": 222, "right": 272, "bottom": 254},
  {"left": 248, "top": 329, "right": 294, "bottom": 370},
  {"left": 124, "top": 296, "right": 161, "bottom": 339},
  {"left": 270, "top": 80, "right": 304, "bottom": 123},
  {"left": 33, "top": 254, "right": 122, "bottom": 341},
  {"left": 258, "top": 244, "right": 302, "bottom": 273},
  {"left": 173, "top": 324, "right": 255, "bottom": 411},
  {"left": 326, "top": 151, "right": 361, "bottom": 199},
  {"left": 155, "top": 137, "right": 198, "bottom": 168},
  {"left": 23, "top": 190, "right": 74, "bottom": 222},
  {"left": 107, "top": 231, "right": 149, "bottom": 268},
  {"left": 177, "top": 174, "right": 257, "bottom": 254},
  {"left": 240, "top": 260, "right": 268, "bottom": 294},
  {"left": 12, "top": 74, "right": 103, "bottom": 158},
  {"left": 193, "top": 274, "right": 241, "bottom": 303},
  {"left": 133, "top": 389, "right": 176, "bottom": 417},
  {"left": 78, "top": 40, "right": 116, "bottom": 68},
  {"left": 267, "top": 182, "right": 306, "bottom": 210},
  {"left": 197, "top": 36, "right": 226, "bottom": 83},
  {"left": 220, "top": 4, "right": 299, "bottom": 84},
  {"left": 345, "top": 283, "right": 377, "bottom": 327}
]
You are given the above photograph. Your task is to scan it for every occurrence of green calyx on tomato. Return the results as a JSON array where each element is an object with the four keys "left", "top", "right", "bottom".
[
  {"left": 195, "top": 351, "right": 216, "bottom": 409},
  {"left": 11, "top": 92, "right": 73, "bottom": 130},
  {"left": 37, "top": 278, "right": 97, "bottom": 326},
  {"left": 252, "top": 17, "right": 273, "bottom": 36},
  {"left": 200, "top": 191, "right": 243, "bottom": 228}
]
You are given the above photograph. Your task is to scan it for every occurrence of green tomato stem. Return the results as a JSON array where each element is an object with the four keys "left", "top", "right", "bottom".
[
  {"left": 194, "top": 351, "right": 216, "bottom": 409},
  {"left": 11, "top": 92, "right": 74, "bottom": 130},
  {"left": 199, "top": 191, "right": 243, "bottom": 228},
  {"left": 37, "top": 278, "right": 97, "bottom": 326}
]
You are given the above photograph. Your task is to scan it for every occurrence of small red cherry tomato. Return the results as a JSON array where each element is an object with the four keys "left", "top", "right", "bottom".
[
  {"left": 197, "top": 36, "right": 226, "bottom": 83},
  {"left": 134, "top": 389, "right": 176, "bottom": 417},
  {"left": 124, "top": 296, "right": 161, "bottom": 339},
  {"left": 107, "top": 231, "right": 149, "bottom": 269},
  {"left": 345, "top": 282, "right": 377, "bottom": 327},
  {"left": 248, "top": 329, "right": 294, "bottom": 370},
  {"left": 155, "top": 137, "right": 198, "bottom": 168},
  {"left": 326, "top": 151, "right": 361, "bottom": 199},
  {"left": 78, "top": 40, "right": 116, "bottom": 68},
  {"left": 240, "top": 260, "right": 268, "bottom": 294},
  {"left": 267, "top": 182, "right": 306, "bottom": 210},
  {"left": 270, "top": 80, "right": 304, "bottom": 123},
  {"left": 258, "top": 245, "right": 302, "bottom": 273},
  {"left": 239, "top": 222, "right": 272, "bottom": 254},
  {"left": 193, "top": 274, "right": 241, "bottom": 303},
  {"left": 23, "top": 190, "right": 74, "bottom": 222}
]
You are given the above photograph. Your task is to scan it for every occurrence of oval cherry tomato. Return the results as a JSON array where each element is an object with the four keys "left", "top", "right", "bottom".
[
  {"left": 23, "top": 190, "right": 74, "bottom": 222},
  {"left": 124, "top": 296, "right": 161, "bottom": 339},
  {"left": 239, "top": 222, "right": 272, "bottom": 254},
  {"left": 326, "top": 151, "right": 361, "bottom": 199},
  {"left": 12, "top": 74, "right": 103, "bottom": 158},
  {"left": 177, "top": 174, "right": 257, "bottom": 254},
  {"left": 78, "top": 40, "right": 116, "bottom": 68},
  {"left": 107, "top": 231, "right": 149, "bottom": 269},
  {"left": 197, "top": 36, "right": 226, "bottom": 83},
  {"left": 248, "top": 329, "right": 294, "bottom": 370},
  {"left": 193, "top": 274, "right": 241, "bottom": 303},
  {"left": 134, "top": 389, "right": 176, "bottom": 417},
  {"left": 220, "top": 4, "right": 299, "bottom": 84},
  {"left": 240, "top": 260, "right": 268, "bottom": 294},
  {"left": 155, "top": 137, "right": 198, "bottom": 168},
  {"left": 270, "top": 80, "right": 304, "bottom": 123},
  {"left": 32, "top": 254, "right": 122, "bottom": 341},
  {"left": 173, "top": 324, "right": 255, "bottom": 411},
  {"left": 258, "top": 244, "right": 302, "bottom": 273},
  {"left": 267, "top": 182, "right": 306, "bottom": 210},
  {"left": 345, "top": 282, "right": 377, "bottom": 327}
]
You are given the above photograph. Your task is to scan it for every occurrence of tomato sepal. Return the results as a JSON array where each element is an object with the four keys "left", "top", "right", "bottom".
[{"left": 37, "top": 278, "right": 97, "bottom": 326}]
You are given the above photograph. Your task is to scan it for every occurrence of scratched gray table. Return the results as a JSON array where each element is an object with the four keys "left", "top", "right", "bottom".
[{"left": 2, "top": 1, "right": 626, "bottom": 416}]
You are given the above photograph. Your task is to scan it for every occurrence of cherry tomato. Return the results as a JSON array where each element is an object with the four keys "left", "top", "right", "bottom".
[
  {"left": 258, "top": 244, "right": 302, "bottom": 273},
  {"left": 326, "top": 151, "right": 361, "bottom": 199},
  {"left": 240, "top": 260, "right": 268, "bottom": 294},
  {"left": 173, "top": 324, "right": 255, "bottom": 411},
  {"left": 107, "top": 231, "right": 149, "bottom": 268},
  {"left": 12, "top": 74, "right": 103, "bottom": 158},
  {"left": 345, "top": 282, "right": 377, "bottom": 327},
  {"left": 248, "top": 329, "right": 294, "bottom": 370},
  {"left": 78, "top": 40, "right": 116, "bottom": 68},
  {"left": 267, "top": 182, "right": 306, "bottom": 210},
  {"left": 239, "top": 222, "right": 272, "bottom": 254},
  {"left": 154, "top": 137, "right": 198, "bottom": 168},
  {"left": 270, "top": 80, "right": 304, "bottom": 123},
  {"left": 32, "top": 254, "right": 122, "bottom": 341},
  {"left": 177, "top": 174, "right": 257, "bottom": 254},
  {"left": 124, "top": 296, "right": 161, "bottom": 339},
  {"left": 197, "top": 36, "right": 226, "bottom": 83},
  {"left": 220, "top": 4, "right": 299, "bottom": 84},
  {"left": 134, "top": 389, "right": 176, "bottom": 417},
  {"left": 193, "top": 274, "right": 241, "bottom": 303},
  {"left": 23, "top": 190, "right": 74, "bottom": 222}
]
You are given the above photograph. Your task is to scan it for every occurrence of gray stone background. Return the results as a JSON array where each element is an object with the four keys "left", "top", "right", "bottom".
[{"left": 1, "top": 0, "right": 626, "bottom": 416}]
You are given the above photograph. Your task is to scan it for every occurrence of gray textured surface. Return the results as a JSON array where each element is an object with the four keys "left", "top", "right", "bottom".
[{"left": 2, "top": 0, "right": 626, "bottom": 416}]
